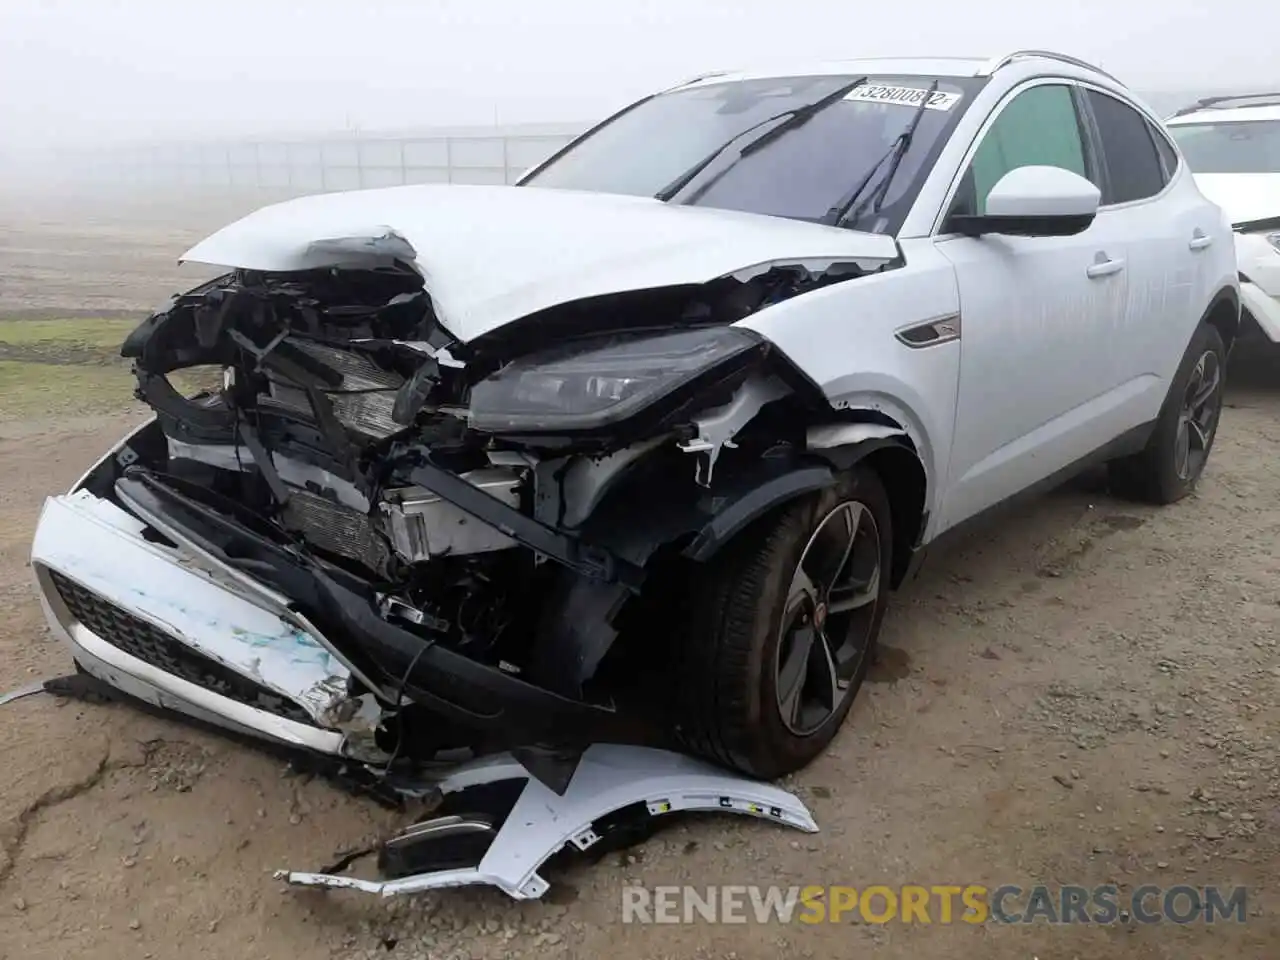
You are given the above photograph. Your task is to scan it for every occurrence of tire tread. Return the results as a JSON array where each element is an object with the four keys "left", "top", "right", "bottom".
[{"left": 671, "top": 465, "right": 892, "bottom": 778}]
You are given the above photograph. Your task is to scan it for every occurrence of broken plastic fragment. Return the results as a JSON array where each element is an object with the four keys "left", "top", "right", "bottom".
[
  {"left": 678, "top": 375, "right": 790, "bottom": 486},
  {"left": 277, "top": 743, "right": 818, "bottom": 901},
  {"left": 0, "top": 680, "right": 49, "bottom": 707}
]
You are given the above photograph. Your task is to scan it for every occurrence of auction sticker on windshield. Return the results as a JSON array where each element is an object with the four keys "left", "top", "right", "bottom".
[{"left": 845, "top": 84, "right": 962, "bottom": 111}]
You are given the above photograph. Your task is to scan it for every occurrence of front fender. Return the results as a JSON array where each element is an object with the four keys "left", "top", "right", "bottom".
[{"left": 734, "top": 247, "right": 962, "bottom": 529}]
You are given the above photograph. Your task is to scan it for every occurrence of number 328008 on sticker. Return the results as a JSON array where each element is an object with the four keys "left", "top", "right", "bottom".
[{"left": 844, "top": 84, "right": 962, "bottom": 111}]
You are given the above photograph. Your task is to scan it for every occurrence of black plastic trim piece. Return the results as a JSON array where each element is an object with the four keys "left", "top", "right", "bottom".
[
  {"left": 682, "top": 463, "right": 836, "bottom": 561},
  {"left": 1233, "top": 214, "right": 1280, "bottom": 234},
  {"left": 949, "top": 212, "right": 1095, "bottom": 238}
]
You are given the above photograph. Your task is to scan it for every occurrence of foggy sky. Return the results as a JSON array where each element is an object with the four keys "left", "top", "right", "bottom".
[{"left": 2, "top": 0, "right": 1277, "bottom": 153}]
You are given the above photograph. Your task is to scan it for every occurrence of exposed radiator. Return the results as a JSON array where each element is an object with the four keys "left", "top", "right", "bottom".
[{"left": 279, "top": 488, "right": 393, "bottom": 575}]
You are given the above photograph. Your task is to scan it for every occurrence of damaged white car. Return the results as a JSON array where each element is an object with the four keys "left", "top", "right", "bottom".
[
  {"left": 30, "top": 51, "right": 1239, "bottom": 864},
  {"left": 1165, "top": 92, "right": 1280, "bottom": 345}
]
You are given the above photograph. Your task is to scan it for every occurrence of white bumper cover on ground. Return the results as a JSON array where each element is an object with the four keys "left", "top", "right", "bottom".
[
  {"left": 279, "top": 743, "right": 819, "bottom": 901},
  {"left": 25, "top": 491, "right": 821, "bottom": 906}
]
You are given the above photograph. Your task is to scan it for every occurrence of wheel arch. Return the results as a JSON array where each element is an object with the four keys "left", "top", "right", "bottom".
[
  {"left": 1202, "top": 284, "right": 1241, "bottom": 354},
  {"left": 806, "top": 428, "right": 929, "bottom": 590}
]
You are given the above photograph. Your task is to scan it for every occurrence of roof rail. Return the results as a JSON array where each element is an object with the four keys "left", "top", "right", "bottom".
[
  {"left": 980, "top": 50, "right": 1118, "bottom": 82},
  {"left": 664, "top": 70, "right": 731, "bottom": 92},
  {"left": 1169, "top": 91, "right": 1280, "bottom": 118}
]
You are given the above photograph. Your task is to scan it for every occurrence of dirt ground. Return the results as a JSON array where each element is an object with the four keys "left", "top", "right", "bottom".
[{"left": 1, "top": 189, "right": 1279, "bottom": 960}]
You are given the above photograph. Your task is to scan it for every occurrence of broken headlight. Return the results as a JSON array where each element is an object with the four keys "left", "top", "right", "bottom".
[{"left": 467, "top": 326, "right": 762, "bottom": 433}]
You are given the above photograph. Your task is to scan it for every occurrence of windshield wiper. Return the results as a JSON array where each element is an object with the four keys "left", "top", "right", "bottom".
[
  {"left": 821, "top": 79, "right": 940, "bottom": 229},
  {"left": 655, "top": 76, "right": 869, "bottom": 203}
]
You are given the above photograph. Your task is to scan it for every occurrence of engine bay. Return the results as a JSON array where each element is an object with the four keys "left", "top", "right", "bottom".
[{"left": 103, "top": 257, "right": 884, "bottom": 764}]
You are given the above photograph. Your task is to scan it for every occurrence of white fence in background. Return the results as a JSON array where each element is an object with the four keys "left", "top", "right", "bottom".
[
  {"left": 11, "top": 89, "right": 1207, "bottom": 193},
  {"left": 61, "top": 126, "right": 586, "bottom": 190},
  {"left": 17, "top": 90, "right": 1205, "bottom": 193}
]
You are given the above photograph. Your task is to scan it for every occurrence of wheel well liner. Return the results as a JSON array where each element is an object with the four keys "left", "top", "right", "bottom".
[
  {"left": 1203, "top": 285, "right": 1241, "bottom": 353},
  {"left": 809, "top": 438, "right": 928, "bottom": 589},
  {"left": 681, "top": 463, "right": 836, "bottom": 561},
  {"left": 583, "top": 454, "right": 837, "bottom": 568},
  {"left": 675, "top": 433, "right": 927, "bottom": 570},
  {"left": 583, "top": 435, "right": 927, "bottom": 585}
]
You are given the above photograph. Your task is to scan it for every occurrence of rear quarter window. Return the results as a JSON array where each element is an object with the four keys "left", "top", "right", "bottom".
[
  {"left": 1085, "top": 89, "right": 1166, "bottom": 204},
  {"left": 1149, "top": 122, "right": 1180, "bottom": 181}
]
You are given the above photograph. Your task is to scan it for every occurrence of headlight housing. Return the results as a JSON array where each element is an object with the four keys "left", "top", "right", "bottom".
[{"left": 467, "top": 326, "right": 763, "bottom": 433}]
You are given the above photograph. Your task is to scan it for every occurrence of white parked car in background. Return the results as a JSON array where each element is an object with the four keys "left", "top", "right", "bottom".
[
  {"left": 1166, "top": 93, "right": 1280, "bottom": 345},
  {"left": 31, "top": 51, "right": 1239, "bottom": 802}
]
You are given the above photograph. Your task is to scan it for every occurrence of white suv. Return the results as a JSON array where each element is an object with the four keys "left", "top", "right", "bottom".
[
  {"left": 32, "top": 50, "right": 1239, "bottom": 788},
  {"left": 1165, "top": 93, "right": 1280, "bottom": 344}
]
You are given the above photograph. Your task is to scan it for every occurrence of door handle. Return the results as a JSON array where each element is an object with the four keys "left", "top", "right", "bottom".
[
  {"left": 1086, "top": 258, "right": 1125, "bottom": 279},
  {"left": 1189, "top": 232, "right": 1213, "bottom": 251}
]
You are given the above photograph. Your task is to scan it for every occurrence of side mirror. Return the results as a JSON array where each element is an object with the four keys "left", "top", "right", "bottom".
[{"left": 949, "top": 165, "right": 1101, "bottom": 238}]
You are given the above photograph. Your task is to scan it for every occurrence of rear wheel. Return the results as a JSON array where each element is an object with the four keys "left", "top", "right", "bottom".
[
  {"left": 1108, "top": 322, "right": 1226, "bottom": 504},
  {"left": 672, "top": 464, "right": 892, "bottom": 778}
]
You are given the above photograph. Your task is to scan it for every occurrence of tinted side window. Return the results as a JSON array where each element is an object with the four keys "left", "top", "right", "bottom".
[
  {"left": 1149, "top": 121, "right": 1180, "bottom": 182},
  {"left": 1086, "top": 90, "right": 1165, "bottom": 203},
  {"left": 960, "top": 84, "right": 1087, "bottom": 216}
]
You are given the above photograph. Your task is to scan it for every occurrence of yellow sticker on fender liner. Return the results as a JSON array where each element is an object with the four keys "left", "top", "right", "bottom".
[{"left": 845, "top": 84, "right": 962, "bottom": 111}]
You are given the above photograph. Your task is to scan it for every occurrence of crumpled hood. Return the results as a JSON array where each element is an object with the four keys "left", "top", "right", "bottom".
[
  {"left": 1192, "top": 173, "right": 1280, "bottom": 227},
  {"left": 180, "top": 184, "right": 898, "bottom": 342}
]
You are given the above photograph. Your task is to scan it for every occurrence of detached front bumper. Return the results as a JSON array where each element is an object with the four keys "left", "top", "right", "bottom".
[
  {"left": 31, "top": 489, "right": 355, "bottom": 756},
  {"left": 29, "top": 464, "right": 630, "bottom": 766}
]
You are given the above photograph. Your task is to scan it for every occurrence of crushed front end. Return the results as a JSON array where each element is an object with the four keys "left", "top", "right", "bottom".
[{"left": 30, "top": 242, "right": 887, "bottom": 794}]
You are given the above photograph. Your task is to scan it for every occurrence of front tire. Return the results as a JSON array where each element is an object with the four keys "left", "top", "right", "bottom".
[
  {"left": 672, "top": 464, "right": 892, "bottom": 779},
  {"left": 1108, "top": 322, "right": 1227, "bottom": 504}
]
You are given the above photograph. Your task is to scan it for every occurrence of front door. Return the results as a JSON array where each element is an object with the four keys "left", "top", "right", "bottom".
[{"left": 934, "top": 80, "right": 1131, "bottom": 531}]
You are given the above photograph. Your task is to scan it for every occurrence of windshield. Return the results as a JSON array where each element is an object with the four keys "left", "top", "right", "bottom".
[
  {"left": 1168, "top": 120, "right": 1280, "bottom": 173},
  {"left": 521, "top": 75, "right": 980, "bottom": 234}
]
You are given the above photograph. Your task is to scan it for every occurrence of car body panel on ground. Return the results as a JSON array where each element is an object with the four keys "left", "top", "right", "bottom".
[{"left": 278, "top": 743, "right": 817, "bottom": 901}]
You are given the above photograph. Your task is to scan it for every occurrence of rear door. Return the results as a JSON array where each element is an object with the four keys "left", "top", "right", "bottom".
[
  {"left": 933, "top": 80, "right": 1132, "bottom": 530},
  {"left": 1077, "top": 86, "right": 1202, "bottom": 422}
]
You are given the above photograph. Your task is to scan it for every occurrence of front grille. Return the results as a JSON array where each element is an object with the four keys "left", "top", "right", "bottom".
[{"left": 47, "top": 569, "right": 318, "bottom": 727}]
